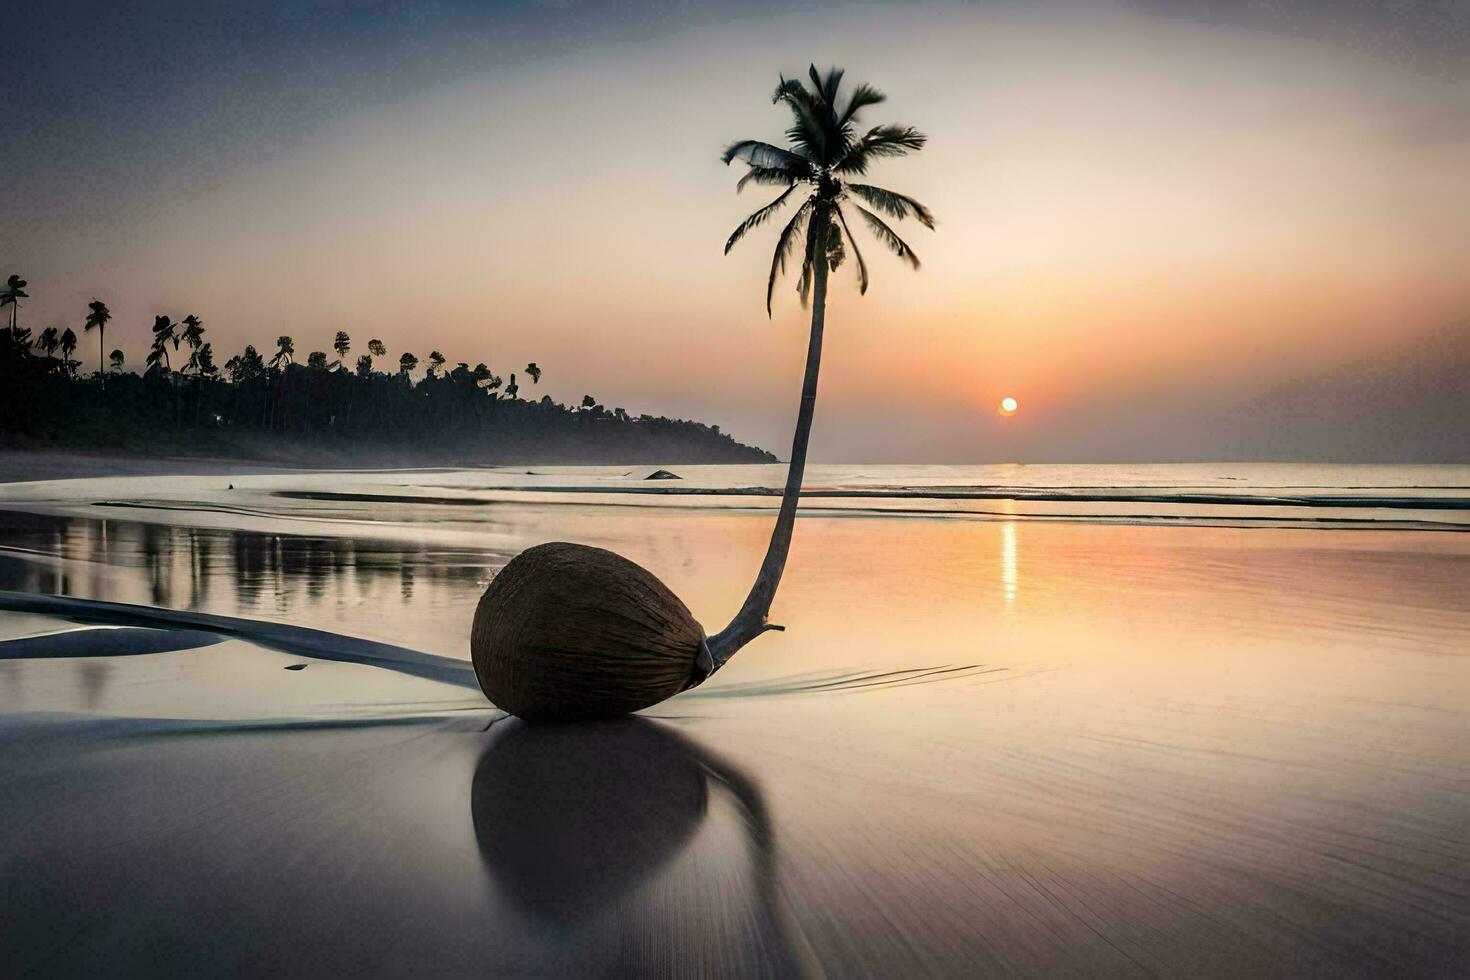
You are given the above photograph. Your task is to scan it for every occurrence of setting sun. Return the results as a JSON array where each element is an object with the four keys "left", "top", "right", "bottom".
[{"left": 999, "top": 396, "right": 1018, "bottom": 416}]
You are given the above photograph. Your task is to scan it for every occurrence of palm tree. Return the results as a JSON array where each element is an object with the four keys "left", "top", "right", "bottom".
[
  {"left": 35, "top": 326, "right": 60, "bottom": 362},
  {"left": 333, "top": 331, "right": 351, "bottom": 367},
  {"left": 472, "top": 362, "right": 500, "bottom": 394},
  {"left": 146, "top": 315, "right": 177, "bottom": 375},
  {"left": 271, "top": 335, "right": 295, "bottom": 370},
  {"left": 109, "top": 349, "right": 125, "bottom": 373},
  {"left": 525, "top": 362, "right": 542, "bottom": 384},
  {"left": 471, "top": 66, "right": 933, "bottom": 721},
  {"left": 189, "top": 342, "right": 217, "bottom": 423},
  {"left": 367, "top": 338, "right": 386, "bottom": 371},
  {"left": 708, "top": 65, "right": 932, "bottom": 664},
  {"left": 180, "top": 315, "right": 205, "bottom": 361},
  {"left": 428, "top": 350, "right": 446, "bottom": 378},
  {"left": 59, "top": 328, "right": 78, "bottom": 376},
  {"left": 83, "top": 300, "right": 111, "bottom": 378},
  {"left": 1, "top": 275, "right": 28, "bottom": 336}
]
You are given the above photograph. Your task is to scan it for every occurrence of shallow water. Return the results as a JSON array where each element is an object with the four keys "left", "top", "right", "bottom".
[{"left": 0, "top": 464, "right": 1466, "bottom": 975}]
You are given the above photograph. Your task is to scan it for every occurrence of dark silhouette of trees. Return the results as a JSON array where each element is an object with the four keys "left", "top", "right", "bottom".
[
  {"left": 525, "top": 362, "right": 541, "bottom": 384},
  {"left": 708, "top": 64, "right": 932, "bottom": 664},
  {"left": 0, "top": 280, "right": 773, "bottom": 465}
]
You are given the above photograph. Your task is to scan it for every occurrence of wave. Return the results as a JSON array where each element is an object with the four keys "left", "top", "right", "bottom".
[{"left": 273, "top": 486, "right": 1470, "bottom": 510}]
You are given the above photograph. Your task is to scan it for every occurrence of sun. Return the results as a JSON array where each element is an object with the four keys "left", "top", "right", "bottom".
[{"left": 998, "top": 396, "right": 1018, "bottom": 416}]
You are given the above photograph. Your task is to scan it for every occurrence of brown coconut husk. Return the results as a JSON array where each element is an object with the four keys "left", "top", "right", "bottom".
[{"left": 470, "top": 542, "right": 707, "bottom": 720}]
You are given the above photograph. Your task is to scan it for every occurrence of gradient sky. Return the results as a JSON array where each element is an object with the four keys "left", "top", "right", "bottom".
[{"left": 3, "top": 1, "right": 1467, "bottom": 461}]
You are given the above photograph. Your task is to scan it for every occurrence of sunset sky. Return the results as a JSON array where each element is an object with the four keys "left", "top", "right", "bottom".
[{"left": 4, "top": 1, "right": 1467, "bottom": 461}]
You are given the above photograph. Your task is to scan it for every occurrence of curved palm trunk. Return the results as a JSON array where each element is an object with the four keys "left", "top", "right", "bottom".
[{"left": 705, "top": 215, "right": 829, "bottom": 669}]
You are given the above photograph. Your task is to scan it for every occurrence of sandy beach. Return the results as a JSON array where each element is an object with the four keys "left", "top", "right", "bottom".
[{"left": 0, "top": 462, "right": 1465, "bottom": 975}]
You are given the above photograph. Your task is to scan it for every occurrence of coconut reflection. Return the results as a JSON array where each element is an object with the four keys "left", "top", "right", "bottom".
[{"left": 470, "top": 717, "right": 809, "bottom": 972}]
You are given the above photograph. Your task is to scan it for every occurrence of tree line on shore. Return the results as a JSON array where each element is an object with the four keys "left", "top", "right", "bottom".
[{"left": 0, "top": 275, "right": 773, "bottom": 464}]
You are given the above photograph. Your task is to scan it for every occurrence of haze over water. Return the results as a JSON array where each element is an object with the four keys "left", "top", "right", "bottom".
[{"left": 1, "top": 463, "right": 1465, "bottom": 974}]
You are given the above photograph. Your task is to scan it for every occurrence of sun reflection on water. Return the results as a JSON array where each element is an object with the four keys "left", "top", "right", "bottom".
[{"left": 1001, "top": 521, "right": 1018, "bottom": 607}]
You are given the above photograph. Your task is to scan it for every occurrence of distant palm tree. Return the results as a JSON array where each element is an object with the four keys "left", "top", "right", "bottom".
[
  {"left": 710, "top": 65, "right": 932, "bottom": 663},
  {"left": 333, "top": 331, "right": 351, "bottom": 367},
  {"left": 59, "top": 328, "right": 78, "bottom": 376},
  {"left": 83, "top": 300, "right": 112, "bottom": 378},
  {"left": 146, "top": 315, "right": 177, "bottom": 375},
  {"left": 367, "top": 338, "right": 386, "bottom": 371},
  {"left": 525, "top": 362, "right": 542, "bottom": 384},
  {"left": 186, "top": 339, "right": 214, "bottom": 375},
  {"left": 180, "top": 315, "right": 205, "bottom": 361},
  {"left": 109, "top": 349, "right": 125, "bottom": 373},
  {"left": 35, "top": 326, "right": 60, "bottom": 362},
  {"left": 428, "top": 350, "right": 446, "bottom": 378},
  {"left": 271, "top": 335, "right": 295, "bottom": 370},
  {"left": 398, "top": 351, "right": 418, "bottom": 378},
  {"left": 472, "top": 363, "right": 500, "bottom": 394},
  {"left": 1, "top": 274, "right": 28, "bottom": 336}
]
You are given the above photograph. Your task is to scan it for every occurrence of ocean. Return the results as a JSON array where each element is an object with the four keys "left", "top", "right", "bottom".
[{"left": 0, "top": 462, "right": 1466, "bottom": 974}]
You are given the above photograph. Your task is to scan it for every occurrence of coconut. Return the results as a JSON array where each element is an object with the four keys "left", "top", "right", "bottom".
[{"left": 470, "top": 542, "right": 709, "bottom": 720}]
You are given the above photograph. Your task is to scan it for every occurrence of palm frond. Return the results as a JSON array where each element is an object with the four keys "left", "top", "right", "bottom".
[
  {"left": 736, "top": 165, "right": 800, "bottom": 193},
  {"left": 766, "top": 198, "right": 815, "bottom": 316},
  {"left": 838, "top": 83, "right": 886, "bottom": 129},
  {"left": 845, "top": 183, "right": 935, "bottom": 229},
  {"left": 835, "top": 124, "right": 927, "bottom": 174},
  {"left": 809, "top": 64, "right": 844, "bottom": 113},
  {"left": 722, "top": 139, "right": 810, "bottom": 169},
  {"left": 835, "top": 206, "right": 869, "bottom": 294},
  {"left": 773, "top": 76, "right": 827, "bottom": 162},
  {"left": 725, "top": 185, "right": 799, "bottom": 254},
  {"left": 855, "top": 204, "right": 921, "bottom": 269},
  {"left": 796, "top": 213, "right": 818, "bottom": 306}
]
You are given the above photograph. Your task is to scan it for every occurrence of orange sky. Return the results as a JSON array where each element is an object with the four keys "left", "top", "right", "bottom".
[{"left": 7, "top": 4, "right": 1468, "bottom": 460}]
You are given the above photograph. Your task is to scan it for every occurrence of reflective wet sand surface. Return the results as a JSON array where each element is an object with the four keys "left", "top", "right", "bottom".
[{"left": 0, "top": 466, "right": 1466, "bottom": 975}]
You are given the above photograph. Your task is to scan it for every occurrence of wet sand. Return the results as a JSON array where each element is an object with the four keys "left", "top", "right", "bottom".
[{"left": 0, "top": 465, "right": 1466, "bottom": 975}]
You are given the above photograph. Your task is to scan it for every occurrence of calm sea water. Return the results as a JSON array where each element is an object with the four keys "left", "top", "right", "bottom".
[{"left": 0, "top": 463, "right": 1466, "bottom": 974}]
